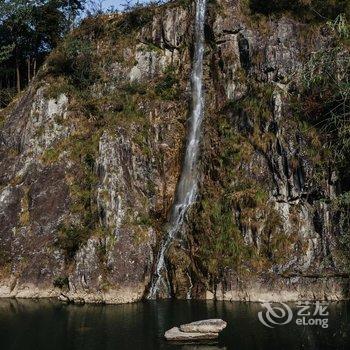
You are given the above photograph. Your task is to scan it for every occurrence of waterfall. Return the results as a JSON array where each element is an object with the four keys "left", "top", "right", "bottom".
[{"left": 148, "top": 0, "right": 207, "bottom": 299}]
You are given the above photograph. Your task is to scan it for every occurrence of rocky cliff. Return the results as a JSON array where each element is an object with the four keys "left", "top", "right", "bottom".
[{"left": 0, "top": 0, "right": 349, "bottom": 303}]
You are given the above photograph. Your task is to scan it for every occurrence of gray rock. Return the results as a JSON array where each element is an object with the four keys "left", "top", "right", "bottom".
[
  {"left": 164, "top": 327, "right": 218, "bottom": 341},
  {"left": 180, "top": 319, "right": 227, "bottom": 333}
]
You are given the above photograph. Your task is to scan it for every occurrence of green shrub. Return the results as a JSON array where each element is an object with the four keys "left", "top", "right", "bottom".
[
  {"left": 134, "top": 211, "right": 156, "bottom": 228},
  {"left": 0, "top": 248, "right": 10, "bottom": 266},
  {"left": 249, "top": 0, "right": 304, "bottom": 15},
  {"left": 194, "top": 199, "right": 247, "bottom": 281},
  {"left": 249, "top": 0, "right": 350, "bottom": 20},
  {"left": 46, "top": 37, "right": 97, "bottom": 88},
  {"left": 122, "top": 82, "right": 147, "bottom": 95},
  {"left": 53, "top": 276, "right": 69, "bottom": 289},
  {"left": 44, "top": 78, "right": 74, "bottom": 100},
  {"left": 332, "top": 192, "right": 350, "bottom": 267},
  {"left": 56, "top": 225, "right": 89, "bottom": 260},
  {"left": 297, "top": 18, "right": 350, "bottom": 187},
  {"left": 116, "top": 4, "right": 154, "bottom": 34},
  {"left": 42, "top": 147, "right": 60, "bottom": 165},
  {"left": 155, "top": 66, "right": 180, "bottom": 100},
  {"left": 0, "top": 87, "right": 16, "bottom": 108}
]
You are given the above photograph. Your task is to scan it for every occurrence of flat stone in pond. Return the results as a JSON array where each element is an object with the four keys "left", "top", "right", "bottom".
[
  {"left": 164, "top": 327, "right": 218, "bottom": 341},
  {"left": 180, "top": 319, "right": 227, "bottom": 333}
]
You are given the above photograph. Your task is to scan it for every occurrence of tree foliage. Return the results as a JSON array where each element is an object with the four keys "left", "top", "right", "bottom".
[{"left": 0, "top": 0, "right": 86, "bottom": 106}]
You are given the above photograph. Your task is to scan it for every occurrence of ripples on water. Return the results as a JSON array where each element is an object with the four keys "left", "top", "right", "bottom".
[{"left": 0, "top": 299, "right": 349, "bottom": 350}]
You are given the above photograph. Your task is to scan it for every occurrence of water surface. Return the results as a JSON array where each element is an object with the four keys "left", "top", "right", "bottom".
[{"left": 0, "top": 299, "right": 349, "bottom": 350}]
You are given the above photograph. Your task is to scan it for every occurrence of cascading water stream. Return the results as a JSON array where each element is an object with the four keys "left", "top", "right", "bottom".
[{"left": 148, "top": 0, "right": 207, "bottom": 299}]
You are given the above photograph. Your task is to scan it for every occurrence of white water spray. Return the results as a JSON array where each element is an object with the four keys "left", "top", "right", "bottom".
[{"left": 148, "top": 0, "right": 207, "bottom": 299}]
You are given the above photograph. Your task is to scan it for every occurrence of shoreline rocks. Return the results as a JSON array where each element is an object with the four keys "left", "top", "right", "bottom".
[{"left": 165, "top": 319, "right": 227, "bottom": 341}]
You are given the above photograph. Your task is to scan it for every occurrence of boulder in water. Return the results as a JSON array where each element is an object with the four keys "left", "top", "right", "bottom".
[
  {"left": 180, "top": 319, "right": 227, "bottom": 333},
  {"left": 165, "top": 319, "right": 227, "bottom": 341},
  {"left": 164, "top": 327, "right": 219, "bottom": 341}
]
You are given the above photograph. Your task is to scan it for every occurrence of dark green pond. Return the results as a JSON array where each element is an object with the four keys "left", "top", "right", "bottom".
[{"left": 0, "top": 299, "right": 349, "bottom": 350}]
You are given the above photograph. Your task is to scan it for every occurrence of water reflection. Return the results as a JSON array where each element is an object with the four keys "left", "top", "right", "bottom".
[{"left": 0, "top": 299, "right": 349, "bottom": 350}]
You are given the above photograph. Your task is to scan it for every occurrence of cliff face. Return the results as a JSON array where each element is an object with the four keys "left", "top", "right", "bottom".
[{"left": 0, "top": 0, "right": 349, "bottom": 303}]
